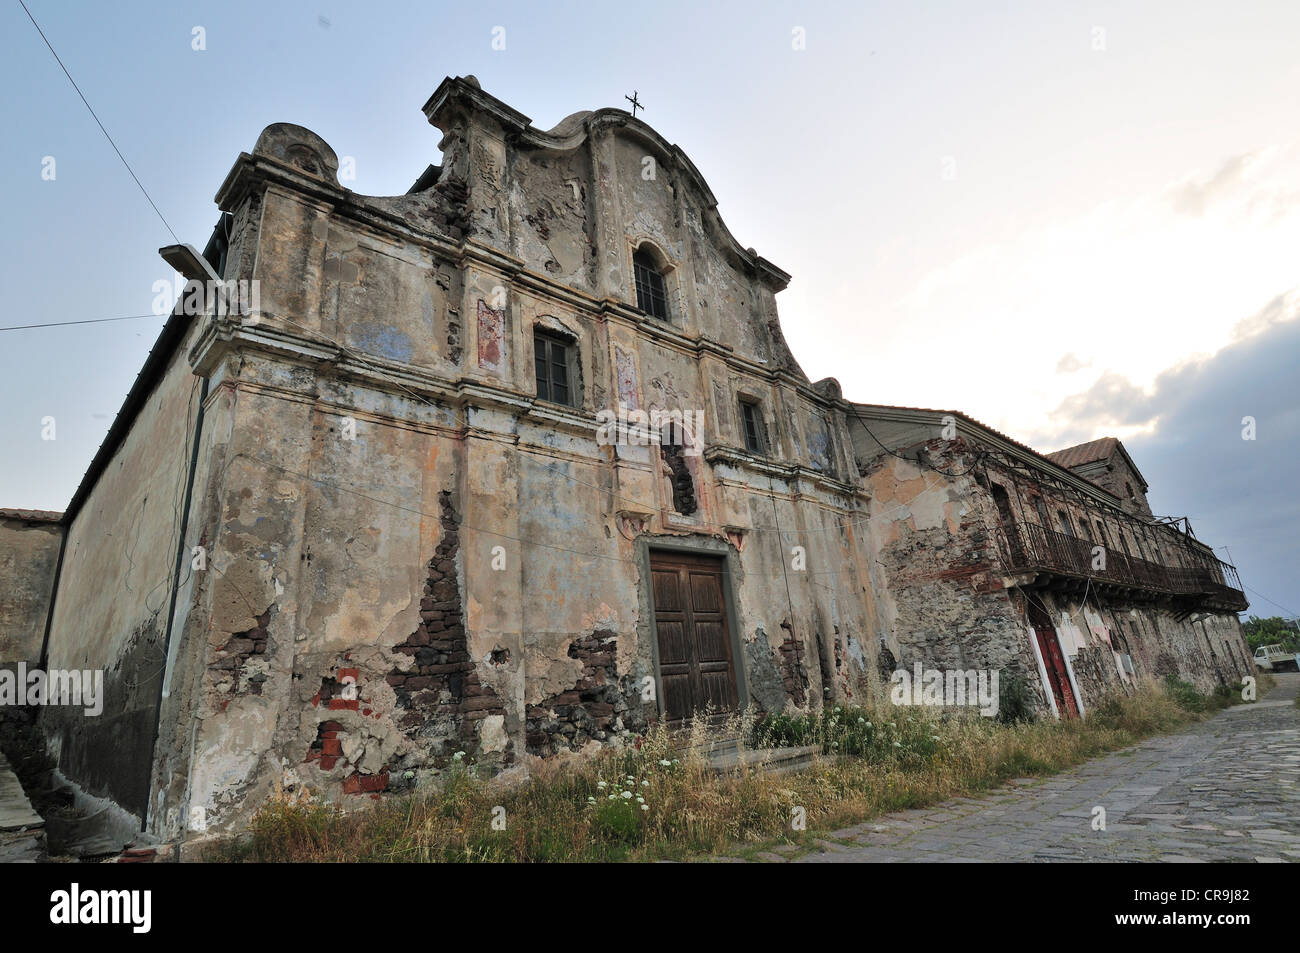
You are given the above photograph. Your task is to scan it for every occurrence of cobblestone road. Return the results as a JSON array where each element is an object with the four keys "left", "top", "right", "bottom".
[{"left": 765, "top": 674, "right": 1299, "bottom": 863}]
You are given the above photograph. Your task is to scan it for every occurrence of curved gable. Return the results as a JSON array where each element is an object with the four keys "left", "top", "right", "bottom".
[{"left": 423, "top": 77, "right": 802, "bottom": 376}]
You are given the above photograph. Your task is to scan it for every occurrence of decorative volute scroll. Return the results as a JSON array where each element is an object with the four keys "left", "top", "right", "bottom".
[{"left": 251, "top": 123, "right": 341, "bottom": 185}]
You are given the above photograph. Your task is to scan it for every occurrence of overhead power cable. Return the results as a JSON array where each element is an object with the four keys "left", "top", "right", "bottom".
[
  {"left": 18, "top": 0, "right": 180, "bottom": 243},
  {"left": 0, "top": 313, "right": 164, "bottom": 332}
]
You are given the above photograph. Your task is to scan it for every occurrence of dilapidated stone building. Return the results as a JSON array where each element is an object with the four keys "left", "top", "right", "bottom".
[
  {"left": 1, "top": 77, "right": 1249, "bottom": 842},
  {"left": 849, "top": 406, "right": 1250, "bottom": 717}
]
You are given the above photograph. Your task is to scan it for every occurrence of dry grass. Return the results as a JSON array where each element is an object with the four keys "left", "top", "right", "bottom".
[{"left": 214, "top": 675, "right": 1259, "bottom": 863}]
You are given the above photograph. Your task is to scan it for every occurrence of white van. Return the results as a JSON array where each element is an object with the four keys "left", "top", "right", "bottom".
[{"left": 1253, "top": 643, "right": 1299, "bottom": 672}]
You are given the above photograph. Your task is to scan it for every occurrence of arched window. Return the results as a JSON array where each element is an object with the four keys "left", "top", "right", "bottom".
[
  {"left": 632, "top": 248, "right": 670, "bottom": 320},
  {"left": 1057, "top": 510, "right": 1072, "bottom": 535},
  {"left": 990, "top": 483, "right": 1024, "bottom": 565}
]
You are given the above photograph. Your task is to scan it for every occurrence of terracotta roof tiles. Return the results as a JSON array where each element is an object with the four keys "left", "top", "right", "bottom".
[{"left": 1045, "top": 437, "right": 1119, "bottom": 471}]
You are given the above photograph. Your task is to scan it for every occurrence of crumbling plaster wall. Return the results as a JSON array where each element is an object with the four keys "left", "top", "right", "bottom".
[
  {"left": 856, "top": 448, "right": 1047, "bottom": 710},
  {"left": 167, "top": 98, "right": 880, "bottom": 833},
  {"left": 1028, "top": 591, "right": 1128, "bottom": 712},
  {"left": 0, "top": 512, "right": 63, "bottom": 665},
  {"left": 505, "top": 141, "right": 595, "bottom": 291},
  {"left": 42, "top": 317, "right": 209, "bottom": 824},
  {"left": 450, "top": 102, "right": 875, "bottom": 710},
  {"left": 847, "top": 412, "right": 1252, "bottom": 719},
  {"left": 173, "top": 346, "right": 472, "bottom": 835},
  {"left": 182, "top": 348, "right": 876, "bottom": 831},
  {"left": 1031, "top": 593, "right": 1246, "bottom": 705}
]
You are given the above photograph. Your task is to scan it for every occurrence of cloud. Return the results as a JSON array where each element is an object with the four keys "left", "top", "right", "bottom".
[
  {"left": 1166, "top": 144, "right": 1300, "bottom": 227},
  {"left": 1169, "top": 151, "right": 1255, "bottom": 217},
  {"left": 1044, "top": 290, "right": 1299, "bottom": 440},
  {"left": 1055, "top": 352, "right": 1092, "bottom": 374},
  {"left": 868, "top": 140, "right": 1300, "bottom": 446},
  {"left": 1229, "top": 289, "right": 1299, "bottom": 342},
  {"left": 1048, "top": 371, "right": 1152, "bottom": 438},
  {"left": 1039, "top": 291, "right": 1300, "bottom": 617}
]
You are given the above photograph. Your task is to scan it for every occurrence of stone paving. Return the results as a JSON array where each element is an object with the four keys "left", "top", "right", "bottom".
[
  {"left": 756, "top": 674, "right": 1299, "bottom": 863},
  {"left": 0, "top": 751, "right": 45, "bottom": 863}
]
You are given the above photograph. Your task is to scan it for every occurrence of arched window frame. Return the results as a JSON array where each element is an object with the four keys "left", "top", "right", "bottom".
[{"left": 630, "top": 241, "right": 674, "bottom": 321}]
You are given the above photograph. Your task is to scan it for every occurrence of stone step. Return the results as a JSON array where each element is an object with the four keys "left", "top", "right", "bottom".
[
  {"left": 708, "top": 743, "right": 824, "bottom": 776},
  {"left": 675, "top": 732, "right": 743, "bottom": 757}
]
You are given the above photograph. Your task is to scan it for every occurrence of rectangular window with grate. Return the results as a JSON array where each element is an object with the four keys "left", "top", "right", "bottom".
[{"left": 534, "top": 329, "right": 575, "bottom": 407}]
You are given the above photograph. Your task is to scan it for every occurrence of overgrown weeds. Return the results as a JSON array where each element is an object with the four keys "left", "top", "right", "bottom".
[{"left": 215, "top": 674, "right": 1258, "bottom": 863}]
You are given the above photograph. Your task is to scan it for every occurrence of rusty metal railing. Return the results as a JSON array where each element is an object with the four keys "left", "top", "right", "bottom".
[{"left": 998, "top": 521, "right": 1247, "bottom": 610}]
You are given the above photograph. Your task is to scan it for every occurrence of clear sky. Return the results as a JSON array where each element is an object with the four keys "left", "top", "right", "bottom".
[{"left": 2, "top": 0, "right": 1296, "bottom": 618}]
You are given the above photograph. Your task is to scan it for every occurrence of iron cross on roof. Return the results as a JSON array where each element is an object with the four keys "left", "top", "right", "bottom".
[{"left": 624, "top": 90, "right": 643, "bottom": 118}]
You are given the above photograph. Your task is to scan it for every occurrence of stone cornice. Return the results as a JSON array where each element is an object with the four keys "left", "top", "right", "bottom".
[
  {"left": 703, "top": 445, "right": 864, "bottom": 500},
  {"left": 189, "top": 318, "right": 869, "bottom": 506}
]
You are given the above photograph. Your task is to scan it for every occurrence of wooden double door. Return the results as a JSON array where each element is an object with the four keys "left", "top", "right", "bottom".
[{"left": 649, "top": 551, "right": 739, "bottom": 725}]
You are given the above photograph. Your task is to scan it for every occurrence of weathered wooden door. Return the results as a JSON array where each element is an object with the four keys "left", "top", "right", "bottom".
[
  {"left": 650, "top": 551, "right": 738, "bottom": 724},
  {"left": 1027, "top": 600, "right": 1079, "bottom": 718}
]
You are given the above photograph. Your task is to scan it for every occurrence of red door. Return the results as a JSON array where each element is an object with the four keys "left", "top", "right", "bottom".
[{"left": 1027, "top": 600, "right": 1079, "bottom": 718}]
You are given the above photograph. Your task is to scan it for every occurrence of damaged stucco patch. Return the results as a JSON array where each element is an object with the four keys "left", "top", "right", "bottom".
[
  {"left": 525, "top": 630, "right": 645, "bottom": 756},
  {"left": 379, "top": 491, "right": 514, "bottom": 773},
  {"left": 188, "top": 693, "right": 279, "bottom": 828},
  {"left": 208, "top": 554, "right": 278, "bottom": 637},
  {"left": 209, "top": 609, "right": 272, "bottom": 695}
]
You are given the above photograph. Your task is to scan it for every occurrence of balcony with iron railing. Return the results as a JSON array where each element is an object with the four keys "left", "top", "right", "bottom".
[{"left": 996, "top": 521, "right": 1247, "bottom": 613}]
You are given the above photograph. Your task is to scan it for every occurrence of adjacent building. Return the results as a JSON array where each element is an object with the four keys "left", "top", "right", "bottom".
[{"left": 847, "top": 405, "right": 1249, "bottom": 719}]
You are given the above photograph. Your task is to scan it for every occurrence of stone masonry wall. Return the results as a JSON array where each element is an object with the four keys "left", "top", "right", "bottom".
[{"left": 385, "top": 491, "right": 511, "bottom": 769}]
